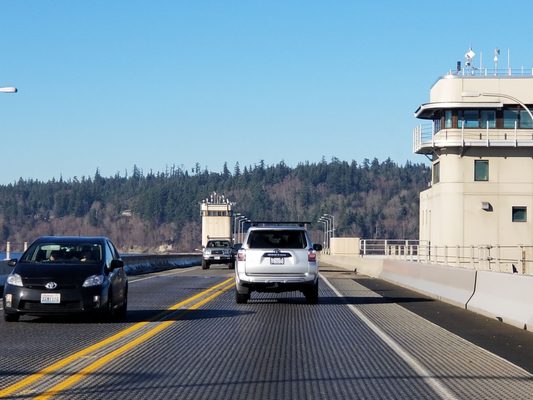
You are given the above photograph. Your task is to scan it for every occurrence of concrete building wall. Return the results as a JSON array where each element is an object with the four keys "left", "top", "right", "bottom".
[
  {"left": 420, "top": 148, "right": 533, "bottom": 248},
  {"left": 330, "top": 237, "right": 360, "bottom": 255},
  {"left": 430, "top": 75, "right": 533, "bottom": 104},
  {"left": 200, "top": 202, "right": 232, "bottom": 247}
]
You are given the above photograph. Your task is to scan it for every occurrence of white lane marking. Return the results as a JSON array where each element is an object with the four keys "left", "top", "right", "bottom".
[
  {"left": 129, "top": 266, "right": 201, "bottom": 283},
  {"left": 321, "top": 274, "right": 458, "bottom": 400}
]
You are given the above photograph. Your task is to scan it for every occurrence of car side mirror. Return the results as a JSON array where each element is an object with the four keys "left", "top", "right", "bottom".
[
  {"left": 7, "top": 258, "right": 17, "bottom": 267},
  {"left": 109, "top": 259, "right": 124, "bottom": 270},
  {"left": 313, "top": 244, "right": 323, "bottom": 251}
]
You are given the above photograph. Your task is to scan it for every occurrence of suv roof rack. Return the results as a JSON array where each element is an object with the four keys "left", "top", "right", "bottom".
[{"left": 251, "top": 221, "right": 311, "bottom": 227}]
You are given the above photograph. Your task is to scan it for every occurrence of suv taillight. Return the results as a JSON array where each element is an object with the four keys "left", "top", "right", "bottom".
[
  {"left": 237, "top": 249, "right": 246, "bottom": 262},
  {"left": 308, "top": 250, "right": 317, "bottom": 262}
]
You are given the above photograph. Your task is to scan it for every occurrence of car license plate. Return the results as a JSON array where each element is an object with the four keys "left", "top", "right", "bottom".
[
  {"left": 270, "top": 257, "right": 285, "bottom": 265},
  {"left": 214, "top": 256, "right": 220, "bottom": 260},
  {"left": 41, "top": 293, "right": 61, "bottom": 304}
]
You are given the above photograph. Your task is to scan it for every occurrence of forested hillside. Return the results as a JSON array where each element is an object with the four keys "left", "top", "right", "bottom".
[{"left": 0, "top": 158, "right": 430, "bottom": 252}]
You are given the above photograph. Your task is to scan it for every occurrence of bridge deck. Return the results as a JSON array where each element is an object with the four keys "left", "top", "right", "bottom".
[{"left": 1, "top": 265, "right": 532, "bottom": 399}]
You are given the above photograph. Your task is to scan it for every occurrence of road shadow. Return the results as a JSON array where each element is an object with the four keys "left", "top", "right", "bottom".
[
  {"left": 11, "top": 308, "right": 254, "bottom": 325},
  {"left": 317, "top": 296, "right": 435, "bottom": 305}
]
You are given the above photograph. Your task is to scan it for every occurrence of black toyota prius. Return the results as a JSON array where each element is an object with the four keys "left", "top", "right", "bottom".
[{"left": 3, "top": 236, "right": 128, "bottom": 322}]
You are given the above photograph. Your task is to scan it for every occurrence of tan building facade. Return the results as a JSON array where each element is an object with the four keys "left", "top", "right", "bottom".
[
  {"left": 414, "top": 70, "right": 533, "bottom": 252},
  {"left": 200, "top": 192, "right": 233, "bottom": 247}
]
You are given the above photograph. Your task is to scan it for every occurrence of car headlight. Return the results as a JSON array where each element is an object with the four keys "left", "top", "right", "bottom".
[
  {"left": 6, "top": 273, "right": 23, "bottom": 287},
  {"left": 82, "top": 274, "right": 105, "bottom": 287}
]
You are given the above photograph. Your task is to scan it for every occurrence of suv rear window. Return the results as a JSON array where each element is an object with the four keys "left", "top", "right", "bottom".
[{"left": 247, "top": 230, "right": 307, "bottom": 249}]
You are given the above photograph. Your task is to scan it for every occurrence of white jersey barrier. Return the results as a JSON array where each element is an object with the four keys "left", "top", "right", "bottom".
[
  {"left": 466, "top": 271, "right": 533, "bottom": 331},
  {"left": 379, "top": 260, "right": 477, "bottom": 308}
]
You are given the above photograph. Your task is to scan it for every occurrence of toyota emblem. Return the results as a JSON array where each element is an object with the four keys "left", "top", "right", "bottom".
[{"left": 45, "top": 282, "right": 58, "bottom": 290}]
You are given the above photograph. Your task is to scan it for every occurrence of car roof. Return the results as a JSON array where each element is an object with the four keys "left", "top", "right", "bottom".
[
  {"left": 247, "top": 226, "right": 307, "bottom": 231},
  {"left": 33, "top": 236, "right": 110, "bottom": 244}
]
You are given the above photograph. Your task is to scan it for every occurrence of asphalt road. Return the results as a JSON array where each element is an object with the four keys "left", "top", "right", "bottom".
[{"left": 1, "top": 264, "right": 533, "bottom": 399}]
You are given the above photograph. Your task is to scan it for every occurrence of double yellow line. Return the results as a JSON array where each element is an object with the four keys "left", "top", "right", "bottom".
[{"left": 0, "top": 277, "right": 234, "bottom": 399}]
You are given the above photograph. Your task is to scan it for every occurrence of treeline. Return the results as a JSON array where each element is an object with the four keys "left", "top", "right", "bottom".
[{"left": 0, "top": 158, "right": 430, "bottom": 252}]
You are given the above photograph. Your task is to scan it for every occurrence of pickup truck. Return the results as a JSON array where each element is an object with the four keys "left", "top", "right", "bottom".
[{"left": 202, "top": 239, "right": 234, "bottom": 269}]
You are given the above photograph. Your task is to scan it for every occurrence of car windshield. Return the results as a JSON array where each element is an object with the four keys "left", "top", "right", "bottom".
[
  {"left": 247, "top": 230, "right": 307, "bottom": 249},
  {"left": 207, "top": 241, "right": 230, "bottom": 248},
  {"left": 20, "top": 242, "right": 103, "bottom": 264}
]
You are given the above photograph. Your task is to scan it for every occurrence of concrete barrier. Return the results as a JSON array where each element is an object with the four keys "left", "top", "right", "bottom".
[
  {"left": 380, "top": 260, "right": 477, "bottom": 308},
  {"left": 122, "top": 253, "right": 201, "bottom": 275},
  {"left": 466, "top": 271, "right": 533, "bottom": 331},
  {"left": 320, "top": 255, "right": 533, "bottom": 332},
  {"left": 318, "top": 254, "right": 383, "bottom": 277},
  {"left": 0, "top": 254, "right": 202, "bottom": 296}
]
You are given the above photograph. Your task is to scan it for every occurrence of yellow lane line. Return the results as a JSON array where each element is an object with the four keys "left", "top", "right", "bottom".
[
  {"left": 35, "top": 281, "right": 235, "bottom": 400},
  {"left": 0, "top": 277, "right": 233, "bottom": 399}
]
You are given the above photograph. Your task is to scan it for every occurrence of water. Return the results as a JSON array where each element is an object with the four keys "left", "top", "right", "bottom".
[{"left": 0, "top": 252, "right": 23, "bottom": 261}]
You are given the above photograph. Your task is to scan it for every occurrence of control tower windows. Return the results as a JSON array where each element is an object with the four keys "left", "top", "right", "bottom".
[
  {"left": 504, "top": 110, "right": 519, "bottom": 128},
  {"left": 512, "top": 206, "right": 527, "bottom": 222},
  {"left": 444, "top": 110, "right": 453, "bottom": 128},
  {"left": 432, "top": 161, "right": 440, "bottom": 184},
  {"left": 480, "top": 110, "right": 496, "bottom": 128},
  {"left": 519, "top": 110, "right": 533, "bottom": 128},
  {"left": 474, "top": 160, "right": 489, "bottom": 181},
  {"left": 459, "top": 110, "right": 480, "bottom": 128}
]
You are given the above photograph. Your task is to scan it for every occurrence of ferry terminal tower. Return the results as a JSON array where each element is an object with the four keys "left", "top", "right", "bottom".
[{"left": 413, "top": 53, "right": 533, "bottom": 271}]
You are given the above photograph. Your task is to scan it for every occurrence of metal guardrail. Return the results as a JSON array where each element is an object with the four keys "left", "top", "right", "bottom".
[
  {"left": 449, "top": 67, "right": 533, "bottom": 77},
  {"left": 413, "top": 123, "right": 533, "bottom": 153},
  {"left": 360, "top": 239, "right": 533, "bottom": 275}
]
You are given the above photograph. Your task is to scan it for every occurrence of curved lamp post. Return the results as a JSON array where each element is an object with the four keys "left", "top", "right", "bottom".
[
  {"left": 0, "top": 87, "right": 17, "bottom": 93},
  {"left": 462, "top": 91, "right": 533, "bottom": 124},
  {"left": 239, "top": 218, "right": 250, "bottom": 243},
  {"left": 323, "top": 213, "right": 335, "bottom": 239},
  {"left": 318, "top": 216, "right": 330, "bottom": 251},
  {"left": 317, "top": 219, "right": 328, "bottom": 250},
  {"left": 233, "top": 213, "right": 242, "bottom": 242}
]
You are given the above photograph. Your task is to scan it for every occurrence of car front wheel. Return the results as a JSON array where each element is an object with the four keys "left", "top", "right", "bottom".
[
  {"left": 4, "top": 312, "right": 20, "bottom": 322},
  {"left": 116, "top": 289, "right": 128, "bottom": 320}
]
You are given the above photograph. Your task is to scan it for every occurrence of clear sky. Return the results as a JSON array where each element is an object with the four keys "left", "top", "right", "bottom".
[{"left": 1, "top": 0, "right": 533, "bottom": 184}]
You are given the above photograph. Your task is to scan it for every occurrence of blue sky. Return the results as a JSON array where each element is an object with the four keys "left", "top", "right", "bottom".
[{"left": 1, "top": 0, "right": 533, "bottom": 184}]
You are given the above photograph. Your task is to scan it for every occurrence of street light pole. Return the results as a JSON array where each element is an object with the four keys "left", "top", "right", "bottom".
[
  {"left": 324, "top": 213, "right": 335, "bottom": 239},
  {"left": 239, "top": 218, "right": 250, "bottom": 243},
  {"left": 0, "top": 87, "right": 17, "bottom": 93},
  {"left": 462, "top": 91, "right": 533, "bottom": 124},
  {"left": 317, "top": 219, "right": 327, "bottom": 250},
  {"left": 318, "top": 217, "right": 330, "bottom": 251},
  {"left": 233, "top": 213, "right": 242, "bottom": 243},
  {"left": 235, "top": 215, "right": 246, "bottom": 243}
]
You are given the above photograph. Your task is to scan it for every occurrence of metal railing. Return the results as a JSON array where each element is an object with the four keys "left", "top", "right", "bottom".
[
  {"left": 413, "top": 123, "right": 533, "bottom": 153},
  {"left": 1, "top": 242, "right": 28, "bottom": 260},
  {"left": 449, "top": 67, "right": 533, "bottom": 77},
  {"left": 360, "top": 239, "right": 533, "bottom": 275}
]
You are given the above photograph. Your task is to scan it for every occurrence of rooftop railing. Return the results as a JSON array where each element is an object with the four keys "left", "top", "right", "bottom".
[
  {"left": 360, "top": 239, "right": 533, "bottom": 275},
  {"left": 448, "top": 67, "right": 533, "bottom": 77}
]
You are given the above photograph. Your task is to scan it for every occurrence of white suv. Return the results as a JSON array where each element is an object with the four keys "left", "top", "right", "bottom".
[{"left": 235, "top": 225, "right": 322, "bottom": 304}]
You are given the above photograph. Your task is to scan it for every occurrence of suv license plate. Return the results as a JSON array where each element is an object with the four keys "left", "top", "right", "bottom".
[
  {"left": 270, "top": 257, "right": 285, "bottom": 265},
  {"left": 41, "top": 293, "right": 61, "bottom": 304}
]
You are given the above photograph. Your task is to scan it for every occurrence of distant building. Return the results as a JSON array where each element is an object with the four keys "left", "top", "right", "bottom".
[
  {"left": 200, "top": 192, "right": 234, "bottom": 247},
  {"left": 413, "top": 55, "right": 533, "bottom": 262}
]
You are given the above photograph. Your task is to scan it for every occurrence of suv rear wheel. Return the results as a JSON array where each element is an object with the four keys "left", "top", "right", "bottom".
[
  {"left": 235, "top": 289, "right": 250, "bottom": 304},
  {"left": 304, "top": 281, "right": 319, "bottom": 304}
]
